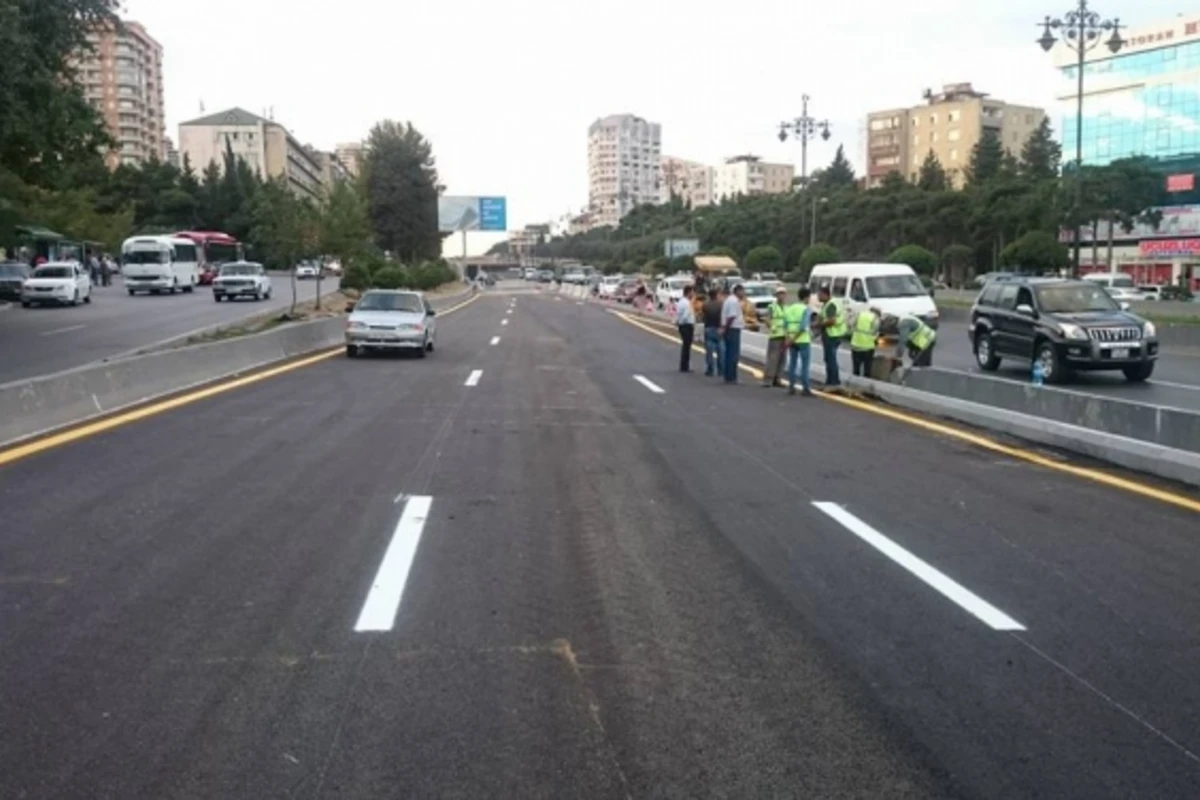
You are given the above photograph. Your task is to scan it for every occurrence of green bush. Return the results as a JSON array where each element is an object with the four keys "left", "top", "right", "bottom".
[
  {"left": 887, "top": 244, "right": 938, "bottom": 276},
  {"left": 999, "top": 231, "right": 1069, "bottom": 272},
  {"left": 799, "top": 243, "right": 841, "bottom": 274},
  {"left": 745, "top": 245, "right": 784, "bottom": 275},
  {"left": 373, "top": 265, "right": 409, "bottom": 289},
  {"left": 341, "top": 263, "right": 372, "bottom": 292}
]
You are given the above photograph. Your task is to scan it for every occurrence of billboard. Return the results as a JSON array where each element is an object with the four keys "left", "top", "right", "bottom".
[
  {"left": 438, "top": 196, "right": 507, "bottom": 232},
  {"left": 664, "top": 238, "right": 700, "bottom": 258}
]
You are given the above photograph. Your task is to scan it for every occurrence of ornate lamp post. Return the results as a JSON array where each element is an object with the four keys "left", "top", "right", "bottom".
[
  {"left": 778, "top": 94, "right": 831, "bottom": 186},
  {"left": 1038, "top": 2, "right": 1124, "bottom": 276}
]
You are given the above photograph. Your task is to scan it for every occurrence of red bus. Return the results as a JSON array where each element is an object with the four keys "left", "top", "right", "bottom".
[{"left": 173, "top": 231, "right": 242, "bottom": 285}]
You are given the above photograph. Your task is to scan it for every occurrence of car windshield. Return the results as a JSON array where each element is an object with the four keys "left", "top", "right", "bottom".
[
  {"left": 123, "top": 249, "right": 168, "bottom": 265},
  {"left": 666, "top": 279, "right": 690, "bottom": 289},
  {"left": 34, "top": 266, "right": 74, "bottom": 278},
  {"left": 865, "top": 274, "right": 927, "bottom": 298},
  {"left": 1107, "top": 275, "right": 1135, "bottom": 288},
  {"left": 0, "top": 264, "right": 28, "bottom": 277},
  {"left": 1035, "top": 284, "right": 1120, "bottom": 313},
  {"left": 741, "top": 284, "right": 770, "bottom": 297},
  {"left": 221, "top": 264, "right": 262, "bottom": 276},
  {"left": 356, "top": 292, "right": 424, "bottom": 313}
]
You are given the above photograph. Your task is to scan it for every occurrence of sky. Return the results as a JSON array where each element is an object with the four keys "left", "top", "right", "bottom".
[{"left": 122, "top": 0, "right": 1187, "bottom": 254}]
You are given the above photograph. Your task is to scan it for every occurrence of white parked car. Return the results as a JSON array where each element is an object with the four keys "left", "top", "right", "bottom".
[
  {"left": 21, "top": 262, "right": 92, "bottom": 307},
  {"left": 345, "top": 290, "right": 436, "bottom": 358},
  {"left": 295, "top": 262, "right": 319, "bottom": 280},
  {"left": 212, "top": 261, "right": 272, "bottom": 302},
  {"left": 1138, "top": 284, "right": 1162, "bottom": 301},
  {"left": 654, "top": 276, "right": 693, "bottom": 309}
]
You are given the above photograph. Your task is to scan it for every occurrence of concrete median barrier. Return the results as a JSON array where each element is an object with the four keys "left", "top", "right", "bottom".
[{"left": 0, "top": 287, "right": 476, "bottom": 448}]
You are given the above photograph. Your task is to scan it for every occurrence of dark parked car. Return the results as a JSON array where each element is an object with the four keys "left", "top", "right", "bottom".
[
  {"left": 968, "top": 277, "right": 1158, "bottom": 383},
  {"left": 0, "top": 261, "right": 31, "bottom": 301}
]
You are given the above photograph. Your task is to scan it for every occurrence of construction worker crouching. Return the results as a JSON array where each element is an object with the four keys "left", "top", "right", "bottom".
[
  {"left": 896, "top": 313, "right": 937, "bottom": 371},
  {"left": 761, "top": 285, "right": 789, "bottom": 388},
  {"left": 849, "top": 305, "right": 882, "bottom": 378}
]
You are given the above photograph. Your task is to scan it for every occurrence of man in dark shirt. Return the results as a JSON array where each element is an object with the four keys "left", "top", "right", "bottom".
[{"left": 701, "top": 289, "right": 724, "bottom": 377}]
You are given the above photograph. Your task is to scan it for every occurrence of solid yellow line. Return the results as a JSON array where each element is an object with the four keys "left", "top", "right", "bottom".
[
  {"left": 612, "top": 310, "right": 1200, "bottom": 515},
  {"left": 0, "top": 291, "right": 482, "bottom": 468}
]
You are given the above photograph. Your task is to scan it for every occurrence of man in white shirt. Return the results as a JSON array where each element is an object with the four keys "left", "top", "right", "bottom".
[
  {"left": 675, "top": 285, "right": 696, "bottom": 372},
  {"left": 719, "top": 283, "right": 745, "bottom": 383}
]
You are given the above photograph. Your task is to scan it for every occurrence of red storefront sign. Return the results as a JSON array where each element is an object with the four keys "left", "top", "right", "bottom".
[
  {"left": 1139, "top": 238, "right": 1200, "bottom": 257},
  {"left": 1168, "top": 174, "right": 1196, "bottom": 192}
]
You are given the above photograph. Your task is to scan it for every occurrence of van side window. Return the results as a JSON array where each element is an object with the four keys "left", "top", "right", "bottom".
[
  {"left": 809, "top": 276, "right": 830, "bottom": 294},
  {"left": 850, "top": 278, "right": 867, "bottom": 302},
  {"left": 997, "top": 284, "right": 1019, "bottom": 309},
  {"left": 832, "top": 277, "right": 848, "bottom": 297}
]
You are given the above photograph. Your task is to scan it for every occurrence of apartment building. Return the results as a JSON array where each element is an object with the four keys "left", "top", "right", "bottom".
[
  {"left": 659, "top": 156, "right": 715, "bottom": 208},
  {"left": 178, "top": 108, "right": 326, "bottom": 203},
  {"left": 587, "top": 114, "right": 662, "bottom": 229},
  {"left": 312, "top": 149, "right": 352, "bottom": 194},
  {"left": 335, "top": 141, "right": 366, "bottom": 178},
  {"left": 866, "top": 83, "right": 1045, "bottom": 188},
  {"left": 164, "top": 137, "right": 180, "bottom": 169},
  {"left": 712, "top": 155, "right": 795, "bottom": 202},
  {"left": 74, "top": 20, "right": 166, "bottom": 169}
]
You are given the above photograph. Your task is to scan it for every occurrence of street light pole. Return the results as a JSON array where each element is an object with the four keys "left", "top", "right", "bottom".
[
  {"left": 1038, "top": 1, "right": 1124, "bottom": 278},
  {"left": 778, "top": 94, "right": 832, "bottom": 186}
]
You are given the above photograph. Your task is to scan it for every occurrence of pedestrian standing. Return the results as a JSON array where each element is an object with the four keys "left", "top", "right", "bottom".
[
  {"left": 675, "top": 285, "right": 696, "bottom": 372},
  {"left": 761, "top": 285, "right": 789, "bottom": 387},
  {"left": 849, "top": 305, "right": 881, "bottom": 377},
  {"left": 816, "top": 286, "right": 847, "bottom": 387},
  {"left": 100, "top": 255, "right": 112, "bottom": 287},
  {"left": 702, "top": 288, "right": 724, "bottom": 377},
  {"left": 720, "top": 283, "right": 745, "bottom": 383},
  {"left": 88, "top": 253, "right": 100, "bottom": 284},
  {"left": 785, "top": 287, "right": 815, "bottom": 396}
]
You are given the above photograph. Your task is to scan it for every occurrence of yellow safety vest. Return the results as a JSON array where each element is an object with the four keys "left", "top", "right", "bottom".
[
  {"left": 850, "top": 310, "right": 878, "bottom": 351},
  {"left": 784, "top": 303, "right": 811, "bottom": 345},
  {"left": 823, "top": 299, "right": 847, "bottom": 339},
  {"left": 767, "top": 302, "right": 787, "bottom": 338},
  {"left": 907, "top": 316, "right": 936, "bottom": 351}
]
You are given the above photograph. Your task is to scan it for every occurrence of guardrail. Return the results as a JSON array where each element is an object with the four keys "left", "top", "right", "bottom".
[
  {"left": 0, "top": 286, "right": 474, "bottom": 448},
  {"left": 572, "top": 288, "right": 1200, "bottom": 488}
]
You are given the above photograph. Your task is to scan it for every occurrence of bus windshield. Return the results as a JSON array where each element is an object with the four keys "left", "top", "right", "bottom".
[{"left": 123, "top": 249, "right": 169, "bottom": 265}]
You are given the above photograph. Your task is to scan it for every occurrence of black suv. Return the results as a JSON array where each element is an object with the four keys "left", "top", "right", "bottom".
[{"left": 968, "top": 277, "right": 1158, "bottom": 383}]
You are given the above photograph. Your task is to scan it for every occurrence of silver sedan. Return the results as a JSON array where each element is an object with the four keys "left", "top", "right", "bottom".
[{"left": 344, "top": 290, "right": 437, "bottom": 358}]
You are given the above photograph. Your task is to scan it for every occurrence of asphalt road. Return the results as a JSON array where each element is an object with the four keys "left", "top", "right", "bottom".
[
  {"left": 0, "top": 273, "right": 340, "bottom": 385},
  {"left": 3, "top": 286, "right": 1199, "bottom": 798}
]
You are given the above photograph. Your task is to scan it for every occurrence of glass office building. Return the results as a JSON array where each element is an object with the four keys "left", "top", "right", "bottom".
[
  {"left": 1056, "top": 16, "right": 1200, "bottom": 286},
  {"left": 1058, "top": 17, "right": 1200, "bottom": 168}
]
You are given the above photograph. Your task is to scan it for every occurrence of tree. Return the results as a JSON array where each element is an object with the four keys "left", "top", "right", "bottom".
[
  {"left": 745, "top": 245, "right": 784, "bottom": 275},
  {"left": 966, "top": 129, "right": 1006, "bottom": 185},
  {"left": 940, "top": 244, "right": 975, "bottom": 286},
  {"left": 251, "top": 180, "right": 319, "bottom": 314},
  {"left": 887, "top": 244, "right": 938, "bottom": 276},
  {"left": 799, "top": 243, "right": 841, "bottom": 275},
  {"left": 998, "top": 231, "right": 1070, "bottom": 272},
  {"left": 0, "top": 0, "right": 119, "bottom": 187},
  {"left": 668, "top": 254, "right": 694, "bottom": 274},
  {"left": 362, "top": 120, "right": 441, "bottom": 262},
  {"left": 1021, "top": 118, "right": 1062, "bottom": 180},
  {"left": 917, "top": 151, "right": 949, "bottom": 192},
  {"left": 814, "top": 146, "right": 857, "bottom": 191},
  {"left": 320, "top": 181, "right": 372, "bottom": 267}
]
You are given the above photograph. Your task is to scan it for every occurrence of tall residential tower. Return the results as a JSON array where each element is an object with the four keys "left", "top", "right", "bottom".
[{"left": 587, "top": 114, "right": 662, "bottom": 229}]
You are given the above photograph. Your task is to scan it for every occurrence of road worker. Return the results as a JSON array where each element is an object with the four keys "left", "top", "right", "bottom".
[
  {"left": 896, "top": 313, "right": 937, "bottom": 372},
  {"left": 761, "top": 285, "right": 789, "bottom": 388},
  {"left": 816, "top": 285, "right": 847, "bottom": 387},
  {"left": 784, "top": 287, "right": 815, "bottom": 396},
  {"left": 849, "top": 305, "right": 882, "bottom": 378}
]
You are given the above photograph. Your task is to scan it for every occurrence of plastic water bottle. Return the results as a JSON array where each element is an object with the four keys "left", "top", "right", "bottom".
[{"left": 1031, "top": 361, "right": 1044, "bottom": 387}]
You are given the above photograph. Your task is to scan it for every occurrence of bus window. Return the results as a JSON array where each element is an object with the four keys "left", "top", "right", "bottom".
[{"left": 172, "top": 243, "right": 198, "bottom": 263}]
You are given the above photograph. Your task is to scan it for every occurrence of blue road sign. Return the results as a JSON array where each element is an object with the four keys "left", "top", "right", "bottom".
[{"left": 479, "top": 197, "right": 507, "bottom": 231}]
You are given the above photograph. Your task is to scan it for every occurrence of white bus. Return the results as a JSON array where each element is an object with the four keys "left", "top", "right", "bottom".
[{"left": 121, "top": 235, "right": 201, "bottom": 295}]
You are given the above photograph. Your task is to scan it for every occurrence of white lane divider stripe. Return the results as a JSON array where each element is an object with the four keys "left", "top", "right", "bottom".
[
  {"left": 355, "top": 495, "right": 434, "bottom": 632},
  {"left": 490, "top": 336, "right": 500, "bottom": 346},
  {"left": 633, "top": 375, "right": 665, "bottom": 394},
  {"left": 501, "top": 319, "right": 509, "bottom": 326},
  {"left": 41, "top": 324, "right": 87, "bottom": 337},
  {"left": 508, "top": 308, "right": 514, "bottom": 313},
  {"left": 812, "top": 502, "right": 1026, "bottom": 632},
  {"left": 465, "top": 369, "right": 483, "bottom": 386}
]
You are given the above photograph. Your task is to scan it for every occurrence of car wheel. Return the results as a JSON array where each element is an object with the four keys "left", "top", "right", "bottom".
[
  {"left": 84, "top": 292, "right": 91, "bottom": 304},
  {"left": 974, "top": 330, "right": 1001, "bottom": 371},
  {"left": 426, "top": 337, "right": 434, "bottom": 353},
  {"left": 346, "top": 344, "right": 358, "bottom": 358},
  {"left": 71, "top": 290, "right": 79, "bottom": 306},
  {"left": 1035, "top": 340, "right": 1066, "bottom": 384},
  {"left": 1122, "top": 362, "right": 1154, "bottom": 382},
  {"left": 214, "top": 294, "right": 222, "bottom": 303},
  {"left": 417, "top": 337, "right": 428, "bottom": 358},
  {"left": 127, "top": 289, "right": 135, "bottom": 296},
  {"left": 184, "top": 282, "right": 194, "bottom": 294},
  {"left": 21, "top": 301, "right": 30, "bottom": 308},
  {"left": 253, "top": 291, "right": 261, "bottom": 301},
  {"left": 170, "top": 279, "right": 178, "bottom": 295}
]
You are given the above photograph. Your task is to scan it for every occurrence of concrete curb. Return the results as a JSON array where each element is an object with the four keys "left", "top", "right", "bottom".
[
  {"left": 0, "top": 287, "right": 476, "bottom": 448},
  {"left": 580, "top": 291, "right": 1200, "bottom": 488}
]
